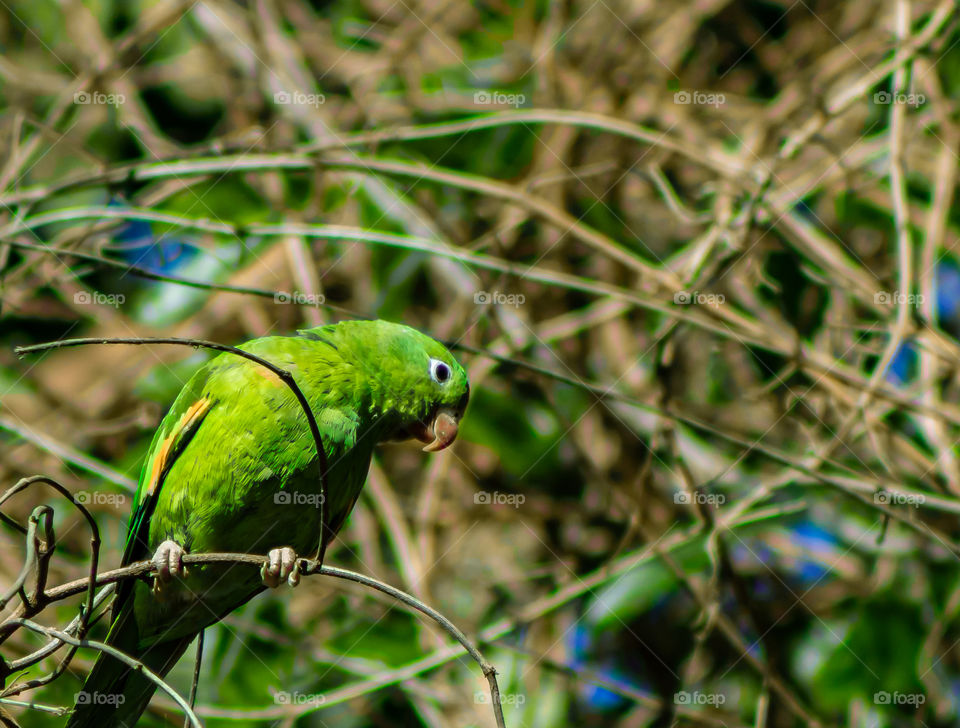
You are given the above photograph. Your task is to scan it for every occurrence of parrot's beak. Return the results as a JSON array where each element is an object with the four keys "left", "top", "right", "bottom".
[
  {"left": 407, "top": 409, "right": 460, "bottom": 452},
  {"left": 422, "top": 409, "right": 459, "bottom": 452}
]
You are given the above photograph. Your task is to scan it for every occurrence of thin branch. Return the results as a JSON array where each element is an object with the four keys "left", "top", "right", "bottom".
[
  {"left": 185, "top": 631, "right": 203, "bottom": 728},
  {"left": 0, "top": 415, "right": 136, "bottom": 492},
  {"left": 1, "top": 553, "right": 507, "bottom": 728},
  {"left": 1, "top": 586, "right": 115, "bottom": 697},
  {"left": 8, "top": 205, "right": 959, "bottom": 430},
  {"left": 0, "top": 110, "right": 740, "bottom": 208},
  {"left": 0, "top": 476, "right": 100, "bottom": 650},
  {"left": 7, "top": 619, "right": 203, "bottom": 728}
]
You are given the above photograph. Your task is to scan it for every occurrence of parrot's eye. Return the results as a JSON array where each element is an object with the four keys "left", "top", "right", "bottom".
[{"left": 429, "top": 358, "right": 451, "bottom": 383}]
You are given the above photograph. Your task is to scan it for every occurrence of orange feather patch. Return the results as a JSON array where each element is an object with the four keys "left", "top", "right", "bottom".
[{"left": 146, "top": 397, "right": 212, "bottom": 496}]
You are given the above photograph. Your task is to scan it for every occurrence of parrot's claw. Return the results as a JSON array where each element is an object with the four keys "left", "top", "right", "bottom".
[
  {"left": 152, "top": 539, "right": 187, "bottom": 595},
  {"left": 261, "top": 547, "right": 300, "bottom": 588}
]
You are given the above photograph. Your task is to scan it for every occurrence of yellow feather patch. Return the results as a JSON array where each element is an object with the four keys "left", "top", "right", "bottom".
[{"left": 146, "top": 397, "right": 212, "bottom": 496}]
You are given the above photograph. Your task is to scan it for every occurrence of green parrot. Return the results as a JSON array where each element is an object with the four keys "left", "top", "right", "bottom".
[{"left": 67, "top": 319, "right": 469, "bottom": 728}]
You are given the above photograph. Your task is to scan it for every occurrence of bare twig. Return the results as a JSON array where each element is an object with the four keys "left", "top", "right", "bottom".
[
  {"left": 7, "top": 619, "right": 203, "bottom": 728},
  {"left": 0, "top": 553, "right": 507, "bottom": 728},
  {"left": 0, "top": 476, "right": 100, "bottom": 650}
]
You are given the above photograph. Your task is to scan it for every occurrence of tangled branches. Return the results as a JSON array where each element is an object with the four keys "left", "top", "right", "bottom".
[{"left": 0, "top": 475, "right": 506, "bottom": 727}]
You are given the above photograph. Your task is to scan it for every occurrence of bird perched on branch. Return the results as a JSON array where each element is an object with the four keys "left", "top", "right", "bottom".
[{"left": 67, "top": 319, "right": 469, "bottom": 728}]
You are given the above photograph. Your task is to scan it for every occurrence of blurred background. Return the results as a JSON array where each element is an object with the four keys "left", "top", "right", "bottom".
[{"left": 2, "top": 0, "right": 960, "bottom": 726}]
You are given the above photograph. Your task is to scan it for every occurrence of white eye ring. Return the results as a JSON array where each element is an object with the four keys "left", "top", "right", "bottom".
[{"left": 429, "top": 358, "right": 451, "bottom": 384}]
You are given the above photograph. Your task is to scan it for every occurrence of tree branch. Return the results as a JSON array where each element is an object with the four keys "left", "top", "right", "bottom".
[{"left": 0, "top": 552, "right": 506, "bottom": 728}]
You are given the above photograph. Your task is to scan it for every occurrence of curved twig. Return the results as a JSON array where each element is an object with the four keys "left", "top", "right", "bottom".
[
  {"left": 15, "top": 337, "right": 335, "bottom": 565},
  {"left": 0, "top": 506, "right": 53, "bottom": 612},
  {"left": 1, "top": 586, "right": 115, "bottom": 698},
  {"left": 0, "top": 476, "right": 100, "bottom": 650},
  {"left": 0, "top": 238, "right": 363, "bottom": 320},
  {"left": 2, "top": 553, "right": 506, "bottom": 728},
  {"left": 0, "top": 110, "right": 738, "bottom": 208},
  {"left": 300, "top": 561, "right": 504, "bottom": 726},
  {"left": 7, "top": 619, "right": 203, "bottom": 728}
]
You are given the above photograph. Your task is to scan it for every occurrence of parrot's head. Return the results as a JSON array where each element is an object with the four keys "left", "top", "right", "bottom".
[{"left": 312, "top": 320, "right": 470, "bottom": 451}]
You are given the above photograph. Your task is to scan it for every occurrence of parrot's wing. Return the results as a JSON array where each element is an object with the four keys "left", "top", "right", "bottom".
[
  {"left": 122, "top": 396, "right": 213, "bottom": 566},
  {"left": 75, "top": 386, "right": 210, "bottom": 725},
  {"left": 113, "top": 367, "right": 217, "bottom": 618}
]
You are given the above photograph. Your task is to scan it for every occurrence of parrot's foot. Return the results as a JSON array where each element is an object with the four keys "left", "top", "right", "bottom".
[
  {"left": 151, "top": 539, "right": 187, "bottom": 595},
  {"left": 261, "top": 547, "right": 300, "bottom": 588}
]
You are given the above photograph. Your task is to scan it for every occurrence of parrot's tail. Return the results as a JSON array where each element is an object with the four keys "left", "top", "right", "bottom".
[{"left": 66, "top": 599, "right": 194, "bottom": 728}]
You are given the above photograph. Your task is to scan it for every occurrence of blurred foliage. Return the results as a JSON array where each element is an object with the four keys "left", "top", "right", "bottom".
[{"left": 3, "top": 0, "right": 960, "bottom": 727}]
